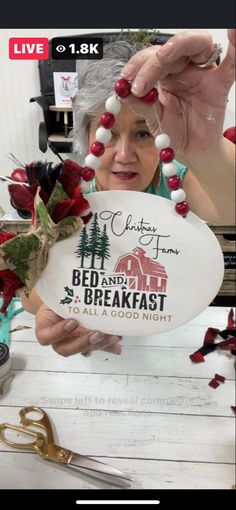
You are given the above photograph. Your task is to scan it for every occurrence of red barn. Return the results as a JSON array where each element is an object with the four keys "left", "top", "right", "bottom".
[{"left": 114, "top": 247, "right": 167, "bottom": 293}]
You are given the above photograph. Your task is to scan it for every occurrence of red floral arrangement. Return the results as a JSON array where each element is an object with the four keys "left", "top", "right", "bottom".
[
  {"left": 0, "top": 159, "right": 93, "bottom": 313},
  {"left": 8, "top": 159, "right": 92, "bottom": 225}
]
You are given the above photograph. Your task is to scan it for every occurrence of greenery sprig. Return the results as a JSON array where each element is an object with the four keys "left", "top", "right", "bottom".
[{"left": 117, "top": 29, "right": 161, "bottom": 48}]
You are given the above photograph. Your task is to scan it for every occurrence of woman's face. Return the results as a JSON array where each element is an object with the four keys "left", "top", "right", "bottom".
[{"left": 88, "top": 104, "right": 159, "bottom": 192}]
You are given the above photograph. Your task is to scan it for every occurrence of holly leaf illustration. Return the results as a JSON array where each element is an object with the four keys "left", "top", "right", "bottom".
[
  {"left": 64, "top": 287, "right": 74, "bottom": 297},
  {"left": 60, "top": 296, "right": 73, "bottom": 305}
]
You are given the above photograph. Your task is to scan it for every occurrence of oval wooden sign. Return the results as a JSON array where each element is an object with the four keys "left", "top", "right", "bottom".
[{"left": 36, "top": 191, "right": 224, "bottom": 335}]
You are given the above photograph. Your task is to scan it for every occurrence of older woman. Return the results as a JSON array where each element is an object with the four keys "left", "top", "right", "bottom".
[{"left": 20, "top": 29, "right": 235, "bottom": 357}]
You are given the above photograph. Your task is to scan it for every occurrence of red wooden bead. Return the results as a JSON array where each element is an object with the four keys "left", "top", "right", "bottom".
[
  {"left": 223, "top": 126, "right": 236, "bottom": 144},
  {"left": 90, "top": 141, "right": 105, "bottom": 157},
  {"left": 141, "top": 88, "right": 159, "bottom": 104},
  {"left": 114, "top": 79, "right": 131, "bottom": 98},
  {"left": 167, "top": 175, "right": 181, "bottom": 190},
  {"left": 100, "top": 111, "right": 115, "bottom": 129},
  {"left": 82, "top": 167, "right": 95, "bottom": 181},
  {"left": 160, "top": 147, "right": 175, "bottom": 163},
  {"left": 175, "top": 201, "right": 190, "bottom": 216}
]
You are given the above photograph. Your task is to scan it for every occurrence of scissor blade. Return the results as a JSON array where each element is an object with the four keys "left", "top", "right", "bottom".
[{"left": 68, "top": 453, "right": 132, "bottom": 488}]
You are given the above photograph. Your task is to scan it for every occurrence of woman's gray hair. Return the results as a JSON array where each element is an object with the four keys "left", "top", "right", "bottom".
[{"left": 73, "top": 40, "right": 144, "bottom": 159}]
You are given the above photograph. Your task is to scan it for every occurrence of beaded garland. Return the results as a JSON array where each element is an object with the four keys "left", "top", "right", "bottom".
[{"left": 82, "top": 77, "right": 190, "bottom": 217}]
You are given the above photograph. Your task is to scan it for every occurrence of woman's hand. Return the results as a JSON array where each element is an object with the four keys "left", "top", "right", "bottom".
[
  {"left": 35, "top": 303, "right": 122, "bottom": 357},
  {"left": 121, "top": 29, "right": 235, "bottom": 165}
]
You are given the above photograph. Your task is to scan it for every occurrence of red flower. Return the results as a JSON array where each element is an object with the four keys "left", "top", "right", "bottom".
[
  {"left": 69, "top": 186, "right": 90, "bottom": 216},
  {"left": 51, "top": 187, "right": 91, "bottom": 224},
  {"left": 51, "top": 160, "right": 91, "bottom": 223},
  {"left": 0, "top": 232, "right": 24, "bottom": 313},
  {"left": 8, "top": 183, "right": 37, "bottom": 213},
  {"left": 8, "top": 159, "right": 91, "bottom": 226},
  {"left": 51, "top": 198, "right": 75, "bottom": 223},
  {"left": 0, "top": 232, "right": 16, "bottom": 244},
  {"left": 1, "top": 159, "right": 93, "bottom": 314},
  {"left": 0, "top": 269, "right": 23, "bottom": 313},
  {"left": 59, "top": 159, "right": 83, "bottom": 197},
  {"left": 8, "top": 183, "right": 50, "bottom": 226}
]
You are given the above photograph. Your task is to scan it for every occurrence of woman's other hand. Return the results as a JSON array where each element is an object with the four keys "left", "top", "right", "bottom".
[{"left": 35, "top": 303, "right": 122, "bottom": 357}]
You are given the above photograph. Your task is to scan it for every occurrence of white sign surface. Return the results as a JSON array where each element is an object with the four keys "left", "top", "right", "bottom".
[{"left": 36, "top": 191, "right": 224, "bottom": 336}]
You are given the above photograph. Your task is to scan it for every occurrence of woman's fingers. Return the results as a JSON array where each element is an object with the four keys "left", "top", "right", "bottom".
[
  {"left": 227, "top": 28, "right": 236, "bottom": 48},
  {"left": 121, "top": 29, "right": 215, "bottom": 96},
  {"left": 36, "top": 314, "right": 89, "bottom": 346},
  {"left": 52, "top": 333, "right": 122, "bottom": 357},
  {"left": 121, "top": 46, "right": 174, "bottom": 95},
  {"left": 52, "top": 331, "right": 94, "bottom": 356},
  {"left": 157, "top": 29, "right": 213, "bottom": 64},
  {"left": 36, "top": 304, "right": 123, "bottom": 357},
  {"left": 121, "top": 46, "right": 154, "bottom": 80},
  {"left": 215, "top": 28, "right": 235, "bottom": 88},
  {"left": 92, "top": 335, "right": 122, "bottom": 353},
  {"left": 103, "top": 343, "right": 122, "bottom": 355},
  {"left": 36, "top": 303, "right": 90, "bottom": 347}
]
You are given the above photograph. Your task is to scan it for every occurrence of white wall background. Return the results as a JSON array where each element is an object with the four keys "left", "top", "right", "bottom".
[{"left": 0, "top": 28, "right": 235, "bottom": 213}]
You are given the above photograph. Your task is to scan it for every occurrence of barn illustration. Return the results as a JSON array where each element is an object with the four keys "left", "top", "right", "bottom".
[{"left": 113, "top": 247, "right": 168, "bottom": 293}]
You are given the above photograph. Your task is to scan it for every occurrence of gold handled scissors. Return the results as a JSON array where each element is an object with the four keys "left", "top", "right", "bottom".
[{"left": 0, "top": 406, "right": 132, "bottom": 488}]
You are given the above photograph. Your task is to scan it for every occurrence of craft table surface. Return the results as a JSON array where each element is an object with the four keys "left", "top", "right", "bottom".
[{"left": 0, "top": 305, "right": 235, "bottom": 490}]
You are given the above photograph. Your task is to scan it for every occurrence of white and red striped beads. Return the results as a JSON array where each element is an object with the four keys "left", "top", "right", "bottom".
[{"left": 83, "top": 77, "right": 190, "bottom": 216}]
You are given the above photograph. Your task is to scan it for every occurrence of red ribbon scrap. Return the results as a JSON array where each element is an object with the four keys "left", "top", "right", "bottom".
[
  {"left": 189, "top": 308, "right": 236, "bottom": 363},
  {"left": 189, "top": 309, "right": 236, "bottom": 409}
]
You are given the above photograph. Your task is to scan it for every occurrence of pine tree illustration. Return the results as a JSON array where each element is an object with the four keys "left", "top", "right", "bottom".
[
  {"left": 88, "top": 212, "right": 102, "bottom": 269},
  {"left": 75, "top": 227, "right": 90, "bottom": 268},
  {"left": 97, "top": 224, "right": 110, "bottom": 269}
]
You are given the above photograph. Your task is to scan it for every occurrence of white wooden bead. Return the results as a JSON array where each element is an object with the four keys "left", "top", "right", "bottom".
[
  {"left": 85, "top": 154, "right": 100, "bottom": 170},
  {"left": 162, "top": 162, "right": 178, "bottom": 177},
  {"left": 95, "top": 126, "right": 112, "bottom": 144},
  {"left": 155, "top": 133, "right": 171, "bottom": 150},
  {"left": 171, "top": 189, "right": 186, "bottom": 203},
  {"left": 105, "top": 95, "right": 121, "bottom": 115}
]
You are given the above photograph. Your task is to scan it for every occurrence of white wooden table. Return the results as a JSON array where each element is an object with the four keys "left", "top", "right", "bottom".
[{"left": 0, "top": 306, "right": 235, "bottom": 490}]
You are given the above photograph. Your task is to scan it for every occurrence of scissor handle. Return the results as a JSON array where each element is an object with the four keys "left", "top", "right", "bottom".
[
  {"left": 19, "top": 406, "right": 55, "bottom": 445},
  {"left": 0, "top": 423, "right": 46, "bottom": 453}
]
